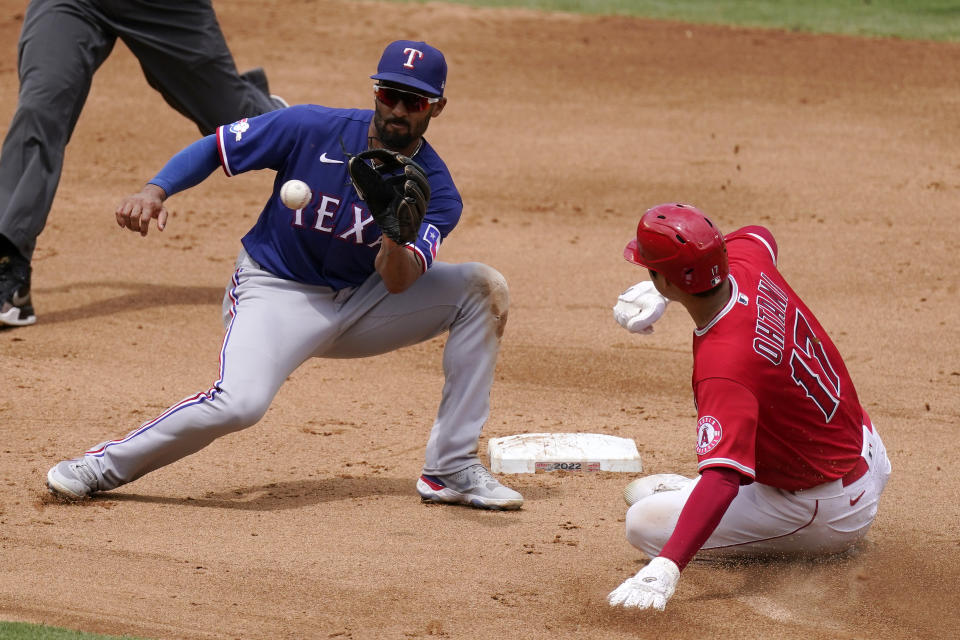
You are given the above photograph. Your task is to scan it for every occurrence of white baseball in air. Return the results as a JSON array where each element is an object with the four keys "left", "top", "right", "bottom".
[{"left": 280, "top": 179, "right": 312, "bottom": 210}]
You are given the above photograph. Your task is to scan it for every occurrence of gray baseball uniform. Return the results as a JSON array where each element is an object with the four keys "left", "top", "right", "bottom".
[
  {"left": 84, "top": 250, "right": 507, "bottom": 489},
  {"left": 47, "top": 40, "right": 523, "bottom": 511}
]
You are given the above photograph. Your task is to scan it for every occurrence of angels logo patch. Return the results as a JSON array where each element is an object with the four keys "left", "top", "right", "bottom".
[{"left": 696, "top": 416, "right": 723, "bottom": 455}]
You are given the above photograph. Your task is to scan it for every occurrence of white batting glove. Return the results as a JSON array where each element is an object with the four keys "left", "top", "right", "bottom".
[
  {"left": 608, "top": 557, "right": 681, "bottom": 611},
  {"left": 612, "top": 281, "right": 669, "bottom": 334}
]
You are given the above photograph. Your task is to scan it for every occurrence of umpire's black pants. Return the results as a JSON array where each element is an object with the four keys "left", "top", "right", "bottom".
[{"left": 0, "top": 0, "right": 281, "bottom": 260}]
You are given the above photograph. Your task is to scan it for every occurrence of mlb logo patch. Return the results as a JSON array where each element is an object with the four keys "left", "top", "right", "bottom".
[{"left": 229, "top": 118, "right": 250, "bottom": 141}]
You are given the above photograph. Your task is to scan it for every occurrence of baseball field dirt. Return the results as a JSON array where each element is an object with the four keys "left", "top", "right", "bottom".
[{"left": 1, "top": 1, "right": 958, "bottom": 638}]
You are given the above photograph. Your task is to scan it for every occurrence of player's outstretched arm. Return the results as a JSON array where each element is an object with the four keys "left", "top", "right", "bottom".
[
  {"left": 116, "top": 184, "right": 169, "bottom": 236},
  {"left": 610, "top": 467, "right": 742, "bottom": 611},
  {"left": 116, "top": 135, "right": 221, "bottom": 237}
]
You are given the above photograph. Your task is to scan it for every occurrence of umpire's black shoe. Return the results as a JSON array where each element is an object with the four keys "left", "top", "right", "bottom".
[
  {"left": 0, "top": 251, "right": 36, "bottom": 327},
  {"left": 241, "top": 67, "right": 288, "bottom": 111},
  {"left": 240, "top": 66, "right": 270, "bottom": 95}
]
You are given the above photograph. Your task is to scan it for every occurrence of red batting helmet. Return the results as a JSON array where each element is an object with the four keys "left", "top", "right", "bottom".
[{"left": 623, "top": 203, "right": 728, "bottom": 293}]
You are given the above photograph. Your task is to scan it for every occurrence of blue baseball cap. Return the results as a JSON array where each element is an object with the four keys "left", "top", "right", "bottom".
[{"left": 371, "top": 40, "right": 446, "bottom": 97}]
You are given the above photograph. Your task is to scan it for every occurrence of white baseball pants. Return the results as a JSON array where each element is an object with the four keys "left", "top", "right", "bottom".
[{"left": 626, "top": 423, "right": 891, "bottom": 559}]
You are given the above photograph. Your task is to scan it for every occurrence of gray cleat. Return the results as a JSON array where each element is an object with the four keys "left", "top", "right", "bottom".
[
  {"left": 417, "top": 463, "right": 523, "bottom": 510},
  {"left": 46, "top": 460, "right": 99, "bottom": 500}
]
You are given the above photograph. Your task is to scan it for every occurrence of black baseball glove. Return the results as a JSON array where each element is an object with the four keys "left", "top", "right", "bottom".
[{"left": 346, "top": 149, "right": 431, "bottom": 245}]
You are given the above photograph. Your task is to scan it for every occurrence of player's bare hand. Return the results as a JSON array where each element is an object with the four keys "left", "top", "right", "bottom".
[
  {"left": 608, "top": 557, "right": 680, "bottom": 611},
  {"left": 116, "top": 184, "right": 169, "bottom": 236}
]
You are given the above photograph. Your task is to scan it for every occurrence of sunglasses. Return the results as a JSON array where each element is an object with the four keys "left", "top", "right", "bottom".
[{"left": 373, "top": 84, "right": 440, "bottom": 112}]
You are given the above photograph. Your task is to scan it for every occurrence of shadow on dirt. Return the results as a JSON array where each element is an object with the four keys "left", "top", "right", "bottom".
[
  {"left": 102, "top": 475, "right": 413, "bottom": 510},
  {"left": 57, "top": 474, "right": 560, "bottom": 512},
  {"left": 30, "top": 282, "right": 223, "bottom": 325}
]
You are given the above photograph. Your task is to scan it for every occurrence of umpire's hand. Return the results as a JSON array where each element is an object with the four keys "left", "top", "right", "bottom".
[{"left": 116, "top": 184, "right": 169, "bottom": 236}]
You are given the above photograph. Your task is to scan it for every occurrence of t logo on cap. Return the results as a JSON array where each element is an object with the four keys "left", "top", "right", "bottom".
[
  {"left": 402, "top": 48, "right": 424, "bottom": 69},
  {"left": 371, "top": 40, "right": 447, "bottom": 97}
]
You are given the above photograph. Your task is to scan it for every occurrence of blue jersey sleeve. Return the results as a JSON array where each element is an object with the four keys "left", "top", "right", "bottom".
[
  {"left": 215, "top": 106, "right": 313, "bottom": 177},
  {"left": 148, "top": 135, "right": 220, "bottom": 196}
]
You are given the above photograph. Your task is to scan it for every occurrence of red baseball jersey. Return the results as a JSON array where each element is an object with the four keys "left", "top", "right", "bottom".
[{"left": 691, "top": 226, "right": 864, "bottom": 491}]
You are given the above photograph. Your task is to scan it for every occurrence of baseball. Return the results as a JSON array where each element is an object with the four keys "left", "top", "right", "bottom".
[{"left": 280, "top": 179, "right": 312, "bottom": 210}]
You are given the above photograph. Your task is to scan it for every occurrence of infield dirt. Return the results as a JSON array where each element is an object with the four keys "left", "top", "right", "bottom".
[{"left": 1, "top": 1, "right": 958, "bottom": 638}]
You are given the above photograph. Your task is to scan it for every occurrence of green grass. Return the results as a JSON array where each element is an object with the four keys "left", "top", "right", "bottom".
[
  {"left": 396, "top": 0, "right": 960, "bottom": 41},
  {"left": 0, "top": 622, "right": 148, "bottom": 640}
]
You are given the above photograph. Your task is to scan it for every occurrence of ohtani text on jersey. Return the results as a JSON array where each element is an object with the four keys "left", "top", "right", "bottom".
[{"left": 753, "top": 272, "right": 789, "bottom": 365}]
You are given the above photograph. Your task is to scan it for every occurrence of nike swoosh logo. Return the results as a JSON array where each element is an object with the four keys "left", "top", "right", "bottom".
[
  {"left": 11, "top": 290, "right": 30, "bottom": 306},
  {"left": 319, "top": 152, "right": 344, "bottom": 164},
  {"left": 849, "top": 490, "right": 866, "bottom": 506}
]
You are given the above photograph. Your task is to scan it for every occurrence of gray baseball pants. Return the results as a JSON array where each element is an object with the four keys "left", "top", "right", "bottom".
[{"left": 80, "top": 250, "right": 509, "bottom": 491}]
